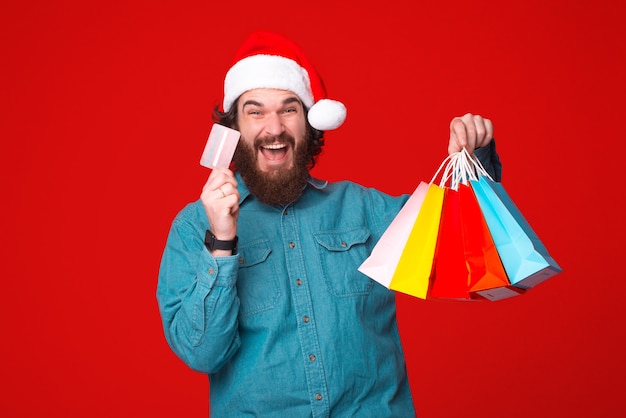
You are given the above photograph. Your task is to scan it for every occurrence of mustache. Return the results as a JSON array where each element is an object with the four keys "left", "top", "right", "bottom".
[{"left": 254, "top": 132, "right": 296, "bottom": 148}]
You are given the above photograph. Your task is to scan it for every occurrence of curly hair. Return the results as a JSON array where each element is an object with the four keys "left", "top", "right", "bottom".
[{"left": 212, "top": 99, "right": 326, "bottom": 169}]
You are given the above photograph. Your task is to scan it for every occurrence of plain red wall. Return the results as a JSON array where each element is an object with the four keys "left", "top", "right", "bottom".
[{"left": 2, "top": 1, "right": 624, "bottom": 417}]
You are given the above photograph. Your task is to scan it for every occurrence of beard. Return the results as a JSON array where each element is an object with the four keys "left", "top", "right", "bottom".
[{"left": 233, "top": 132, "right": 313, "bottom": 207}]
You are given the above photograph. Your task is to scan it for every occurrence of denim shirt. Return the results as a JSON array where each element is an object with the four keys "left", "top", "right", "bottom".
[{"left": 157, "top": 143, "right": 501, "bottom": 417}]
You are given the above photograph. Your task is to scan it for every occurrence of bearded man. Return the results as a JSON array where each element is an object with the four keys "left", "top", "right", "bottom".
[{"left": 157, "top": 31, "right": 501, "bottom": 417}]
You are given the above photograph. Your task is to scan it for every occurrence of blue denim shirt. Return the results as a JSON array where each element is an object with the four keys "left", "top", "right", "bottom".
[{"left": 157, "top": 144, "right": 501, "bottom": 417}]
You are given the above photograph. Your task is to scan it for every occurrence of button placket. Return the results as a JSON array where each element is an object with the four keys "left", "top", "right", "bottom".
[{"left": 281, "top": 206, "right": 329, "bottom": 416}]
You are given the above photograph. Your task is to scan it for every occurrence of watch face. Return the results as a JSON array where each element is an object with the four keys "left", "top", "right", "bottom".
[{"left": 205, "top": 230, "right": 216, "bottom": 249}]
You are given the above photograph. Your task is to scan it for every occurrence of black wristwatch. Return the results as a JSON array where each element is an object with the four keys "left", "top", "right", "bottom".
[{"left": 204, "top": 230, "right": 238, "bottom": 253}]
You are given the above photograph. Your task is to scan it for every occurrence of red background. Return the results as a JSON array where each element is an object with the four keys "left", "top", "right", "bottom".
[{"left": 2, "top": 1, "right": 624, "bottom": 417}]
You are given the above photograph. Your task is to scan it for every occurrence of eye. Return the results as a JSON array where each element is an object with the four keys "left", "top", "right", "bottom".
[{"left": 283, "top": 107, "right": 297, "bottom": 114}]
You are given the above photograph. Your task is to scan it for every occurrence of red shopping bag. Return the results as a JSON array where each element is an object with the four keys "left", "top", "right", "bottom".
[
  {"left": 430, "top": 183, "right": 519, "bottom": 301},
  {"left": 430, "top": 187, "right": 472, "bottom": 300}
]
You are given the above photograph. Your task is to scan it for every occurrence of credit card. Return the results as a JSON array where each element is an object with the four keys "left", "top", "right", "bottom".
[{"left": 199, "top": 123, "right": 241, "bottom": 169}]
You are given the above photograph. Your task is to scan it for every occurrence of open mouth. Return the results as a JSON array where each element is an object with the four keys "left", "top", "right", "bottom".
[{"left": 259, "top": 143, "right": 289, "bottom": 161}]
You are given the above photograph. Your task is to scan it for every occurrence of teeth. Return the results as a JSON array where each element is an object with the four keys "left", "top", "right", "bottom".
[{"left": 262, "top": 143, "right": 287, "bottom": 150}]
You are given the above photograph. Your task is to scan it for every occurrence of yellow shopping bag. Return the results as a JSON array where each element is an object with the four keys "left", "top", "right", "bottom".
[
  {"left": 389, "top": 183, "right": 445, "bottom": 299},
  {"left": 358, "top": 182, "right": 430, "bottom": 288}
]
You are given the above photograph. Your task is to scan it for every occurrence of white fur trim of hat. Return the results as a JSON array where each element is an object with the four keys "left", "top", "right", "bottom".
[{"left": 222, "top": 32, "right": 347, "bottom": 131}]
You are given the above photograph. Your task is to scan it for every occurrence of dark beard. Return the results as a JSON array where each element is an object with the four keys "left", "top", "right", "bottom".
[{"left": 233, "top": 132, "right": 313, "bottom": 207}]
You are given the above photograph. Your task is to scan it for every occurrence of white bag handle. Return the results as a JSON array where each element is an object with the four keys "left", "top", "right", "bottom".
[{"left": 432, "top": 148, "right": 494, "bottom": 191}]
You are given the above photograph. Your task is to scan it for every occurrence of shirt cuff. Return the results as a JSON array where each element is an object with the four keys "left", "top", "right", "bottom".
[{"left": 197, "top": 249, "right": 240, "bottom": 289}]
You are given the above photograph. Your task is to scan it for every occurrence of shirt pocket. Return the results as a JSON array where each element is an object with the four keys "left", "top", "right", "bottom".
[
  {"left": 313, "top": 227, "right": 373, "bottom": 297},
  {"left": 236, "top": 238, "right": 281, "bottom": 318}
]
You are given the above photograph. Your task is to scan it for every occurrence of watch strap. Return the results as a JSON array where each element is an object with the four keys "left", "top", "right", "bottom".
[{"left": 204, "top": 230, "right": 238, "bottom": 253}]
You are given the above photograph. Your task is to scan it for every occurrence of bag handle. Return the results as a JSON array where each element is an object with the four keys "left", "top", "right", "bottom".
[
  {"left": 429, "top": 153, "right": 455, "bottom": 186},
  {"left": 428, "top": 147, "right": 495, "bottom": 190},
  {"left": 461, "top": 147, "right": 493, "bottom": 181},
  {"left": 437, "top": 148, "right": 494, "bottom": 191}
]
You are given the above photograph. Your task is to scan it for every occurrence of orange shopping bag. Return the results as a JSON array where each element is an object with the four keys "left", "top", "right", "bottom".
[{"left": 459, "top": 182, "right": 523, "bottom": 301}]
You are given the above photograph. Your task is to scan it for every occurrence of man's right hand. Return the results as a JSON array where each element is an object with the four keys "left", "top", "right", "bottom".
[{"left": 200, "top": 168, "right": 240, "bottom": 254}]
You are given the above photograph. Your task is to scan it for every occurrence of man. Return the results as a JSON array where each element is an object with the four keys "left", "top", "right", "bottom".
[{"left": 157, "top": 31, "right": 501, "bottom": 417}]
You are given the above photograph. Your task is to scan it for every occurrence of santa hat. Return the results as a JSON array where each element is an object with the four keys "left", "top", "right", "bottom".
[{"left": 223, "top": 31, "right": 347, "bottom": 131}]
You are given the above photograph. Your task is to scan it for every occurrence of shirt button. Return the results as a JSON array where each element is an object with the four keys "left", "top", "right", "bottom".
[
  {"left": 296, "top": 279, "right": 302, "bottom": 286},
  {"left": 315, "top": 394, "right": 323, "bottom": 401},
  {"left": 303, "top": 316, "right": 309, "bottom": 323},
  {"left": 309, "top": 354, "right": 316, "bottom": 361},
  {"left": 238, "top": 257, "right": 245, "bottom": 264},
  {"left": 208, "top": 268, "right": 215, "bottom": 275},
  {"left": 289, "top": 242, "right": 295, "bottom": 249},
  {"left": 341, "top": 241, "right": 347, "bottom": 247},
  {"left": 284, "top": 209, "right": 289, "bottom": 215}
]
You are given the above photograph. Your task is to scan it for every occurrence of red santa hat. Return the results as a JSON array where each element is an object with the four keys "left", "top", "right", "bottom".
[{"left": 223, "top": 31, "right": 347, "bottom": 131}]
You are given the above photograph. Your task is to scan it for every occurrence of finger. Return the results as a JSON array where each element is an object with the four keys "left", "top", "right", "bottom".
[
  {"left": 483, "top": 118, "right": 494, "bottom": 145},
  {"left": 463, "top": 113, "right": 479, "bottom": 148},
  {"left": 448, "top": 134, "right": 462, "bottom": 154},
  {"left": 472, "top": 114, "right": 486, "bottom": 142},
  {"left": 202, "top": 168, "right": 236, "bottom": 192},
  {"left": 449, "top": 117, "right": 468, "bottom": 149},
  {"left": 473, "top": 116, "right": 493, "bottom": 148},
  {"left": 201, "top": 180, "right": 229, "bottom": 203},
  {"left": 202, "top": 171, "right": 223, "bottom": 193}
]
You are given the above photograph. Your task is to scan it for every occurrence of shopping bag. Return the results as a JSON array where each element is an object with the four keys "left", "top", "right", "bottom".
[
  {"left": 357, "top": 182, "right": 430, "bottom": 288},
  {"left": 361, "top": 148, "right": 560, "bottom": 301},
  {"left": 430, "top": 162, "right": 516, "bottom": 301},
  {"left": 429, "top": 187, "right": 471, "bottom": 300},
  {"left": 359, "top": 154, "right": 453, "bottom": 296},
  {"left": 389, "top": 182, "right": 445, "bottom": 299},
  {"left": 470, "top": 175, "right": 562, "bottom": 289},
  {"left": 459, "top": 183, "right": 524, "bottom": 301}
]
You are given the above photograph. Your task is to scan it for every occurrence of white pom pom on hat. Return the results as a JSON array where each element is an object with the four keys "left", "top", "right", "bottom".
[
  {"left": 223, "top": 31, "right": 347, "bottom": 131},
  {"left": 307, "top": 99, "right": 347, "bottom": 131}
]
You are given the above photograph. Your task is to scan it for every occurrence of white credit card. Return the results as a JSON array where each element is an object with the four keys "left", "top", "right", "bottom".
[{"left": 199, "top": 123, "right": 241, "bottom": 169}]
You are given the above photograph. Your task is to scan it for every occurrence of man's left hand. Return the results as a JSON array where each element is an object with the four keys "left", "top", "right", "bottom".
[{"left": 448, "top": 113, "right": 494, "bottom": 155}]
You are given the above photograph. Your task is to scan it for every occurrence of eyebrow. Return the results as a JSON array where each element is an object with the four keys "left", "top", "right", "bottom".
[
  {"left": 242, "top": 96, "right": 303, "bottom": 109},
  {"left": 282, "top": 97, "right": 302, "bottom": 106}
]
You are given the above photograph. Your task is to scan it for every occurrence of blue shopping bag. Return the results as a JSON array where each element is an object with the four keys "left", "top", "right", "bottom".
[{"left": 470, "top": 175, "right": 562, "bottom": 289}]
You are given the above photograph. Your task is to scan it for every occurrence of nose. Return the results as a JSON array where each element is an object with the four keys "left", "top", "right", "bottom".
[{"left": 264, "top": 112, "right": 284, "bottom": 137}]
